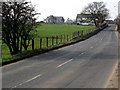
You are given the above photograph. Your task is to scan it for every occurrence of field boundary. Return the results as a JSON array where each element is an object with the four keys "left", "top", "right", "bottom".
[{"left": 2, "top": 25, "right": 108, "bottom": 66}]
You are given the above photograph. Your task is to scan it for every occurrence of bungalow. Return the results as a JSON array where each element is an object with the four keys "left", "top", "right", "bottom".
[
  {"left": 76, "top": 14, "right": 94, "bottom": 25},
  {"left": 105, "top": 20, "right": 114, "bottom": 24},
  {"left": 45, "top": 15, "right": 65, "bottom": 24}
]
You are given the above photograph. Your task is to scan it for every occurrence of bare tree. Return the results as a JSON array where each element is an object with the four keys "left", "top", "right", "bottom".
[
  {"left": 2, "top": 1, "right": 39, "bottom": 55},
  {"left": 81, "top": 2, "right": 109, "bottom": 27}
]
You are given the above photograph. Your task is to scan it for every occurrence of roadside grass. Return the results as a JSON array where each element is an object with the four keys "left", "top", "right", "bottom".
[{"left": 2, "top": 24, "right": 96, "bottom": 63}]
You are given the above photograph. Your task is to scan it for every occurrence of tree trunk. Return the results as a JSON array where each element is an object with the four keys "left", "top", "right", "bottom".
[
  {"left": 7, "top": 44, "right": 14, "bottom": 55},
  {"left": 20, "top": 37, "right": 23, "bottom": 53},
  {"left": 12, "top": 46, "right": 19, "bottom": 55},
  {"left": 23, "top": 38, "right": 28, "bottom": 50},
  {"left": 93, "top": 19, "right": 98, "bottom": 27}
]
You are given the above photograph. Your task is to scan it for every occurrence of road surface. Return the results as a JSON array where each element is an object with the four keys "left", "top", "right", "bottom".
[{"left": 2, "top": 25, "right": 118, "bottom": 88}]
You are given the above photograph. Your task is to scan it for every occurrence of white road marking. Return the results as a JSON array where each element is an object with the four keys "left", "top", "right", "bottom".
[
  {"left": 81, "top": 52, "right": 85, "bottom": 55},
  {"left": 11, "top": 74, "right": 42, "bottom": 89},
  {"left": 101, "top": 39, "right": 103, "bottom": 40},
  {"left": 45, "top": 53, "right": 48, "bottom": 54},
  {"left": 56, "top": 59, "right": 73, "bottom": 68},
  {"left": 90, "top": 46, "right": 93, "bottom": 49}
]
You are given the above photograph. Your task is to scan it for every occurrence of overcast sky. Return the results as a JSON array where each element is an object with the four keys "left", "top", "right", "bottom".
[{"left": 29, "top": 0, "right": 119, "bottom": 21}]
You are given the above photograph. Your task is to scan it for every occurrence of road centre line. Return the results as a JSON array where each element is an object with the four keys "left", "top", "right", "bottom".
[
  {"left": 56, "top": 59, "right": 73, "bottom": 68},
  {"left": 90, "top": 46, "right": 94, "bottom": 49},
  {"left": 81, "top": 52, "right": 85, "bottom": 55},
  {"left": 11, "top": 74, "right": 42, "bottom": 89}
]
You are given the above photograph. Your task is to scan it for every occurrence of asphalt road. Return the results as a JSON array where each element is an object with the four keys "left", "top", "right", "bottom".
[{"left": 2, "top": 25, "right": 118, "bottom": 88}]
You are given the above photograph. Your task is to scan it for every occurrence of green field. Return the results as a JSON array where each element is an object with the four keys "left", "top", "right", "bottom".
[
  {"left": 36, "top": 24, "right": 95, "bottom": 37},
  {"left": 2, "top": 24, "right": 96, "bottom": 62}
]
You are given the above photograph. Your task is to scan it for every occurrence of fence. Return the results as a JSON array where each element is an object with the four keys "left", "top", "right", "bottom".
[
  {"left": 27, "top": 30, "right": 95, "bottom": 51},
  {"left": 2, "top": 24, "right": 110, "bottom": 65}
]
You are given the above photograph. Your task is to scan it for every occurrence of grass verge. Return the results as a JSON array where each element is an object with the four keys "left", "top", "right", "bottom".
[{"left": 2, "top": 24, "right": 97, "bottom": 64}]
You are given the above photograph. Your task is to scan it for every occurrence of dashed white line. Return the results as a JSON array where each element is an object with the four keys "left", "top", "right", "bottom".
[
  {"left": 56, "top": 59, "right": 73, "bottom": 68},
  {"left": 90, "top": 46, "right": 93, "bottom": 49},
  {"left": 25, "top": 74, "right": 41, "bottom": 82},
  {"left": 11, "top": 74, "right": 42, "bottom": 89},
  {"left": 81, "top": 52, "right": 85, "bottom": 55}
]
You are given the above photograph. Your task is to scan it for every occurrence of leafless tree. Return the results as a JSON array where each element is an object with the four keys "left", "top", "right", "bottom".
[{"left": 81, "top": 2, "right": 109, "bottom": 27}]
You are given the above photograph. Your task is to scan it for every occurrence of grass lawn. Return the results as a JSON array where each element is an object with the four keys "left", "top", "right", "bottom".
[{"left": 2, "top": 24, "right": 96, "bottom": 62}]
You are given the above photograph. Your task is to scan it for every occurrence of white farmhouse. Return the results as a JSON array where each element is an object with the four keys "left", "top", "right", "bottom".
[{"left": 45, "top": 15, "right": 65, "bottom": 24}]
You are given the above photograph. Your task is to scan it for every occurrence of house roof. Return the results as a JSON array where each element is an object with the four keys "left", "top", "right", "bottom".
[
  {"left": 55, "top": 17, "right": 64, "bottom": 20},
  {"left": 76, "top": 14, "right": 103, "bottom": 18},
  {"left": 76, "top": 14, "right": 93, "bottom": 18},
  {"left": 47, "top": 15, "right": 64, "bottom": 20}
]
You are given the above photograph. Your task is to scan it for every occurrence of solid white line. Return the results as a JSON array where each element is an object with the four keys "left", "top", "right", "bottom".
[
  {"left": 56, "top": 59, "right": 73, "bottom": 68},
  {"left": 11, "top": 74, "right": 42, "bottom": 89}
]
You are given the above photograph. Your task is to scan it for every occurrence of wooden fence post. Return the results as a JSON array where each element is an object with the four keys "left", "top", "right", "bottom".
[
  {"left": 67, "top": 35, "right": 68, "bottom": 41},
  {"left": 78, "top": 31, "right": 80, "bottom": 37},
  {"left": 77, "top": 31, "right": 79, "bottom": 38},
  {"left": 32, "top": 39, "right": 34, "bottom": 50},
  {"left": 46, "top": 37, "right": 48, "bottom": 47},
  {"left": 61, "top": 35, "right": 62, "bottom": 43}
]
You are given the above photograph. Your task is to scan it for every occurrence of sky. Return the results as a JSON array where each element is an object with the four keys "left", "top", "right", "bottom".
[{"left": 29, "top": 0, "right": 120, "bottom": 21}]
